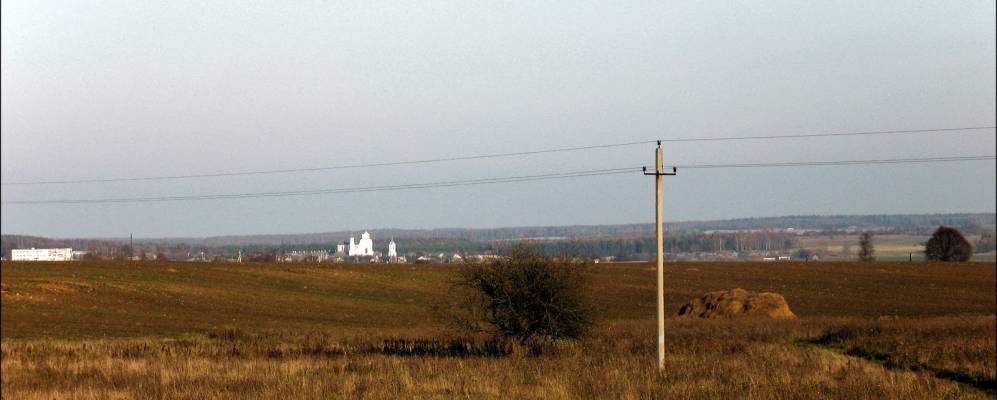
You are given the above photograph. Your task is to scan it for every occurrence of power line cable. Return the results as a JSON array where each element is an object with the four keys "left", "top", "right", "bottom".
[
  {"left": 2, "top": 125, "right": 992, "bottom": 186},
  {"left": 1, "top": 167, "right": 640, "bottom": 205},
  {"left": 676, "top": 155, "right": 996, "bottom": 169},
  {"left": 661, "top": 126, "right": 994, "bottom": 143},
  {"left": 3, "top": 155, "right": 993, "bottom": 205}
]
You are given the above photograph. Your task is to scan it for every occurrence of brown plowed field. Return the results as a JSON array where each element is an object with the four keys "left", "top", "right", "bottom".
[{"left": 2, "top": 260, "right": 994, "bottom": 398}]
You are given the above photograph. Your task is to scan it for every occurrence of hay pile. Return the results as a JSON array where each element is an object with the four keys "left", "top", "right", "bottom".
[{"left": 676, "top": 288, "right": 796, "bottom": 319}]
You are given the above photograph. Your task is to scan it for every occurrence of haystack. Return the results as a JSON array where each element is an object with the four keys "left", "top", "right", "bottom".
[{"left": 675, "top": 288, "right": 796, "bottom": 319}]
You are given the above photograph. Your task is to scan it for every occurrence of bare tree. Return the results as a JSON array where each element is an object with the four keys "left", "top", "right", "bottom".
[
  {"left": 114, "top": 244, "right": 132, "bottom": 261},
  {"left": 858, "top": 232, "right": 875, "bottom": 262}
]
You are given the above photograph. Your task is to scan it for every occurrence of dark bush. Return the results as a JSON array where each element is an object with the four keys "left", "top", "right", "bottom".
[
  {"left": 452, "top": 243, "right": 593, "bottom": 344},
  {"left": 924, "top": 226, "right": 973, "bottom": 262},
  {"left": 247, "top": 250, "right": 277, "bottom": 263}
]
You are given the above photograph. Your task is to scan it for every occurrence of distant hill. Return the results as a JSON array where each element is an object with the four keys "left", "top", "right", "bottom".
[
  {"left": 144, "top": 213, "right": 995, "bottom": 246},
  {"left": 667, "top": 213, "right": 995, "bottom": 232}
]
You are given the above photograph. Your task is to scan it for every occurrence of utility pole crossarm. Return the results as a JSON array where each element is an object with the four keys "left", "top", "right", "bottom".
[
  {"left": 642, "top": 166, "right": 678, "bottom": 176},
  {"left": 643, "top": 142, "right": 678, "bottom": 176}
]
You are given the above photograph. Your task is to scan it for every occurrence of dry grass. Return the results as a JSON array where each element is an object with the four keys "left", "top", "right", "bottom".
[
  {"left": 2, "top": 260, "right": 995, "bottom": 398},
  {"left": 810, "top": 316, "right": 996, "bottom": 391},
  {"left": 3, "top": 318, "right": 993, "bottom": 399}
]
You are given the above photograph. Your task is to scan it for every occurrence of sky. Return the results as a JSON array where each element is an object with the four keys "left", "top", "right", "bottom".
[{"left": 2, "top": 1, "right": 995, "bottom": 238}]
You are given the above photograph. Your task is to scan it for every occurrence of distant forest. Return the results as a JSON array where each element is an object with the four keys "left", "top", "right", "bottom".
[{"left": 112, "top": 213, "right": 997, "bottom": 246}]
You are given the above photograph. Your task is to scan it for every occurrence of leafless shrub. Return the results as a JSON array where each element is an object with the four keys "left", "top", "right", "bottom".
[{"left": 450, "top": 243, "right": 593, "bottom": 344}]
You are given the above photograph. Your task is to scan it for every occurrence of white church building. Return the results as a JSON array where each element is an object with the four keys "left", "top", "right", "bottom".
[
  {"left": 388, "top": 238, "right": 397, "bottom": 260},
  {"left": 333, "top": 232, "right": 401, "bottom": 262},
  {"left": 337, "top": 231, "right": 375, "bottom": 257}
]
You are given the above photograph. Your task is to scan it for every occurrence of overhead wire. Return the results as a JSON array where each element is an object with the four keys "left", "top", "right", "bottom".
[
  {"left": 3, "top": 155, "right": 993, "bottom": 205},
  {"left": 1, "top": 167, "right": 641, "bottom": 205},
  {"left": 2, "top": 125, "right": 992, "bottom": 186},
  {"left": 676, "top": 155, "right": 997, "bottom": 169}
]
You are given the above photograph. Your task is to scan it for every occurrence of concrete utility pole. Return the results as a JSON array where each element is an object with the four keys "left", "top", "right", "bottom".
[{"left": 644, "top": 141, "right": 676, "bottom": 371}]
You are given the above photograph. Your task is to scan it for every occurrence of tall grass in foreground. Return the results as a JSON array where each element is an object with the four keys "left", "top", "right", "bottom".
[
  {"left": 3, "top": 317, "right": 993, "bottom": 399},
  {"left": 809, "top": 316, "right": 996, "bottom": 391}
]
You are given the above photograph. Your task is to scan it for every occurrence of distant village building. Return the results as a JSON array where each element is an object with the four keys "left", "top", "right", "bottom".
[
  {"left": 387, "top": 239, "right": 398, "bottom": 261},
  {"left": 281, "top": 250, "right": 331, "bottom": 263},
  {"left": 12, "top": 248, "right": 73, "bottom": 261}
]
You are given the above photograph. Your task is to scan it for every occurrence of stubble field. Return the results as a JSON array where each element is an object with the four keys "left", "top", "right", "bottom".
[{"left": 1, "top": 260, "right": 994, "bottom": 399}]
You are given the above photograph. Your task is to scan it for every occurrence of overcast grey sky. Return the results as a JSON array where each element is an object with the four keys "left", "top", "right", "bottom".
[{"left": 2, "top": 1, "right": 995, "bottom": 238}]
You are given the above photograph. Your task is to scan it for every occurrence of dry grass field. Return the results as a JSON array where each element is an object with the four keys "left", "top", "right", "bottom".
[{"left": 2, "top": 260, "right": 995, "bottom": 399}]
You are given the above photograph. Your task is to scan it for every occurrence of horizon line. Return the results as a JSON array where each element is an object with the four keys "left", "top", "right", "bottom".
[{"left": 2, "top": 211, "right": 994, "bottom": 241}]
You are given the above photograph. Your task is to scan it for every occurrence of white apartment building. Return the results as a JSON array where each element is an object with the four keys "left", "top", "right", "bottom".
[{"left": 11, "top": 248, "right": 73, "bottom": 261}]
